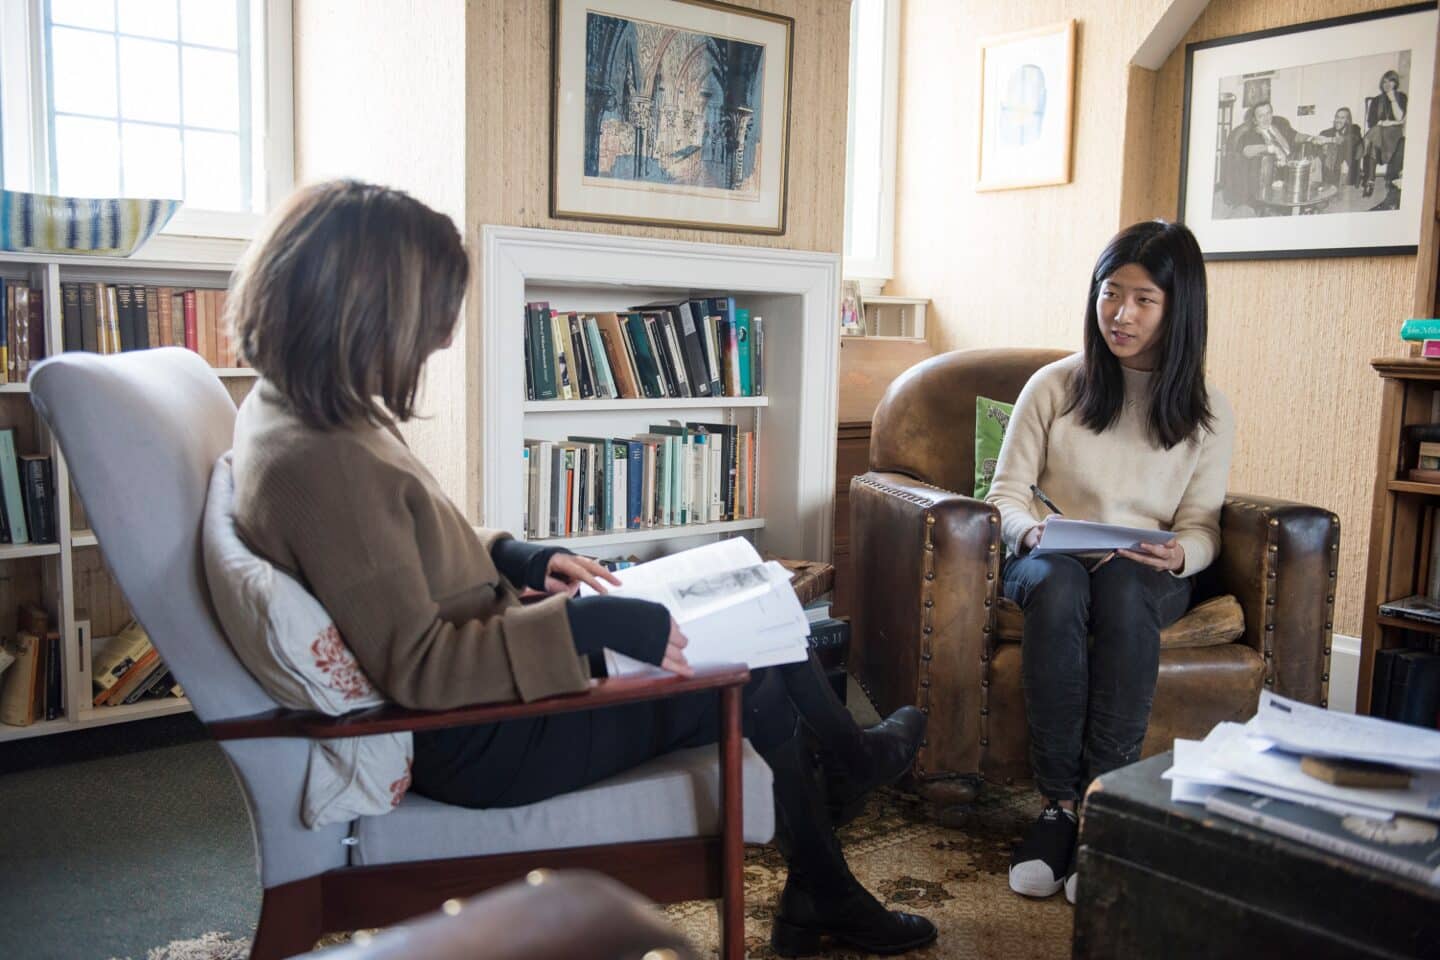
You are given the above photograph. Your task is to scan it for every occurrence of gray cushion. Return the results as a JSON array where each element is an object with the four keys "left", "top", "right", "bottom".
[{"left": 354, "top": 743, "right": 775, "bottom": 865}]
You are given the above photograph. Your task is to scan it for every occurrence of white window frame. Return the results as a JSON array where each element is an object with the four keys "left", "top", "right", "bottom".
[
  {"left": 0, "top": 0, "right": 293, "bottom": 257},
  {"left": 842, "top": 0, "right": 900, "bottom": 293}
]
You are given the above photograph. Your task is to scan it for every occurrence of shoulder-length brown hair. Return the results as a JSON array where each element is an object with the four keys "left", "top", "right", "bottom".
[{"left": 229, "top": 179, "right": 468, "bottom": 428}]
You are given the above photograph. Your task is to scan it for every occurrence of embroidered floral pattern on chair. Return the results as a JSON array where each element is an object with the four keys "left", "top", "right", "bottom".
[{"left": 311, "top": 625, "right": 375, "bottom": 702}]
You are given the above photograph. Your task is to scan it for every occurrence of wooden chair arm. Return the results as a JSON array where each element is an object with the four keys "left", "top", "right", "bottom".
[{"left": 208, "top": 664, "right": 750, "bottom": 741}]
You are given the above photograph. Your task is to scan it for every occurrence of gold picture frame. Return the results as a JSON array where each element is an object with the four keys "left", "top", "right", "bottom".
[
  {"left": 550, "top": 0, "right": 794, "bottom": 234},
  {"left": 975, "top": 20, "right": 1076, "bottom": 192}
]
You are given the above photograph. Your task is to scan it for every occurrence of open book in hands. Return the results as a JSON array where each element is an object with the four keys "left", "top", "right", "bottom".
[{"left": 577, "top": 539, "right": 810, "bottom": 677}]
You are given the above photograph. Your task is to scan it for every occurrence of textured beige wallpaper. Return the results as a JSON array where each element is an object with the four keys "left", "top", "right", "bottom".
[
  {"left": 1138, "top": 0, "right": 1431, "bottom": 638},
  {"left": 893, "top": 0, "right": 1435, "bottom": 637},
  {"left": 462, "top": 0, "right": 853, "bottom": 517},
  {"left": 292, "top": 0, "right": 469, "bottom": 508}
]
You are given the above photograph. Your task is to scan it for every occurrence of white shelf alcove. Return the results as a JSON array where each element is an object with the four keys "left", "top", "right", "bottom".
[{"left": 481, "top": 225, "right": 841, "bottom": 563}]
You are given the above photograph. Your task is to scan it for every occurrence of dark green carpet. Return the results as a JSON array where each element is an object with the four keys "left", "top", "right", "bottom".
[{"left": 0, "top": 727, "right": 260, "bottom": 960}]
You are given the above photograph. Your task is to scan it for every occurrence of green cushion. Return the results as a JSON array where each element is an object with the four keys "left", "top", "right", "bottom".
[{"left": 974, "top": 395, "right": 1014, "bottom": 499}]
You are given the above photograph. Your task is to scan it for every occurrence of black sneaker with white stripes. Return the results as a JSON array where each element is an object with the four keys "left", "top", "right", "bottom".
[{"left": 1008, "top": 803, "right": 1078, "bottom": 898}]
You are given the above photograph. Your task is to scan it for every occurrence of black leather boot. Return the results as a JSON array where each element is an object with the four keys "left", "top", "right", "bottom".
[
  {"left": 778, "top": 654, "right": 926, "bottom": 824},
  {"left": 763, "top": 728, "right": 938, "bottom": 957},
  {"left": 772, "top": 875, "right": 939, "bottom": 957},
  {"left": 820, "top": 706, "right": 926, "bottom": 826},
  {"left": 1361, "top": 154, "right": 1375, "bottom": 196}
]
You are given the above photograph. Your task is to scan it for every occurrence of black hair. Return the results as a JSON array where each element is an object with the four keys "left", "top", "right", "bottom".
[{"left": 1064, "top": 219, "right": 1214, "bottom": 450}]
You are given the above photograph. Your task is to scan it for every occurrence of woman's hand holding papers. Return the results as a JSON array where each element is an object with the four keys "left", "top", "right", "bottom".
[
  {"left": 1117, "top": 539, "right": 1185, "bottom": 572},
  {"left": 544, "top": 553, "right": 621, "bottom": 596},
  {"left": 662, "top": 618, "right": 694, "bottom": 677}
]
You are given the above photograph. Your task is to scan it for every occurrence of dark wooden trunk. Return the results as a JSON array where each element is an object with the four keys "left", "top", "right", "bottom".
[{"left": 1074, "top": 754, "right": 1440, "bottom": 960}]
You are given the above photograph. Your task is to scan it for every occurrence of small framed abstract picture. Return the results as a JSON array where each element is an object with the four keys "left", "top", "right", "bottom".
[
  {"left": 975, "top": 20, "right": 1076, "bottom": 191},
  {"left": 1180, "top": 3, "right": 1437, "bottom": 260},
  {"left": 550, "top": 0, "right": 794, "bottom": 234}
]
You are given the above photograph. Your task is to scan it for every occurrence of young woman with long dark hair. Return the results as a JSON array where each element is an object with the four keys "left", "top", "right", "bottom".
[
  {"left": 226, "top": 180, "right": 935, "bottom": 956},
  {"left": 985, "top": 220, "right": 1235, "bottom": 903}
]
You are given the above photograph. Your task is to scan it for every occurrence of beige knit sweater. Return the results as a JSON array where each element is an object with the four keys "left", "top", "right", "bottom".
[
  {"left": 230, "top": 381, "right": 588, "bottom": 710},
  {"left": 986, "top": 353, "right": 1235, "bottom": 577}
]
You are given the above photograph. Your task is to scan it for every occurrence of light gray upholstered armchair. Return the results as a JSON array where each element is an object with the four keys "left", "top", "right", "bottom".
[{"left": 31, "top": 348, "right": 773, "bottom": 960}]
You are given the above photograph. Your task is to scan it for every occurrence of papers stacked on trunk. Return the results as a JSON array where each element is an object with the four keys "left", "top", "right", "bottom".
[
  {"left": 1165, "top": 691, "right": 1440, "bottom": 821},
  {"left": 578, "top": 538, "right": 810, "bottom": 677}
]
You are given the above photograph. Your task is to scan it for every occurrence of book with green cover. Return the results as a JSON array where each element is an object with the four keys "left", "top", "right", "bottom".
[
  {"left": 0, "top": 428, "right": 29, "bottom": 544},
  {"left": 735, "top": 308, "right": 753, "bottom": 396}
]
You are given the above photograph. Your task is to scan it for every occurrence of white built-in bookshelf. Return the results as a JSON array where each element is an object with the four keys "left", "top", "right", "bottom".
[
  {"left": 481, "top": 225, "right": 840, "bottom": 565},
  {"left": 0, "top": 249, "right": 249, "bottom": 742}
]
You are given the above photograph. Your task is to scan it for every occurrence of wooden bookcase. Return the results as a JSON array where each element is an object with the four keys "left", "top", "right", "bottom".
[
  {"left": 0, "top": 250, "right": 248, "bottom": 742},
  {"left": 480, "top": 225, "right": 840, "bottom": 565}
]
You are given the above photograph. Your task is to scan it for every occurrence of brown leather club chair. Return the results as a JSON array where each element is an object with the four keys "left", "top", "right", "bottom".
[{"left": 848, "top": 348, "right": 1338, "bottom": 802}]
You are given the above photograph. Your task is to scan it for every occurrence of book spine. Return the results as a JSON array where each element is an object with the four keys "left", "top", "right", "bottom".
[
  {"left": 104, "top": 285, "right": 120, "bottom": 354},
  {"left": 79, "top": 283, "right": 100, "bottom": 353},
  {"left": 145, "top": 286, "right": 159, "bottom": 350},
  {"left": 584, "top": 316, "right": 616, "bottom": 399},
  {"left": 26, "top": 286, "right": 44, "bottom": 372},
  {"left": 662, "top": 314, "right": 692, "bottom": 397},
  {"left": 752, "top": 315, "right": 764, "bottom": 396},
  {"left": 157, "top": 287, "right": 173, "bottom": 347},
  {"left": 44, "top": 633, "right": 62, "bottom": 720},
  {"left": 627, "top": 441, "right": 643, "bottom": 528},
  {"left": 21, "top": 457, "right": 53, "bottom": 543},
  {"left": 1401, "top": 319, "right": 1440, "bottom": 341},
  {"left": 10, "top": 285, "right": 27, "bottom": 380},
  {"left": 611, "top": 442, "right": 627, "bottom": 531},
  {"left": 61, "top": 282, "right": 81, "bottom": 353},
  {"left": 0, "top": 430, "right": 29, "bottom": 544},
  {"left": 568, "top": 313, "right": 594, "bottom": 400},
  {"left": 624, "top": 314, "right": 662, "bottom": 398},
  {"left": 0, "top": 632, "right": 40, "bottom": 725},
  {"left": 0, "top": 281, "right": 8, "bottom": 384},
  {"left": 183, "top": 290, "right": 198, "bottom": 353},
  {"left": 116, "top": 284, "right": 135, "bottom": 351},
  {"left": 550, "top": 311, "right": 573, "bottom": 400}
]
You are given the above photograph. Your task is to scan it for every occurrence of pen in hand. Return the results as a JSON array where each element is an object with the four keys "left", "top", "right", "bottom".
[{"left": 1030, "top": 484, "right": 1063, "bottom": 516}]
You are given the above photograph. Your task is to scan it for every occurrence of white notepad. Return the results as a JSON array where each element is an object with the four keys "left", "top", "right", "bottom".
[{"left": 1029, "top": 517, "right": 1176, "bottom": 555}]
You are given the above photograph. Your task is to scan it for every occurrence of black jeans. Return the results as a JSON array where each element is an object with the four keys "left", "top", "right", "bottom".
[
  {"left": 412, "top": 662, "right": 808, "bottom": 809},
  {"left": 1002, "top": 554, "right": 1192, "bottom": 802}
]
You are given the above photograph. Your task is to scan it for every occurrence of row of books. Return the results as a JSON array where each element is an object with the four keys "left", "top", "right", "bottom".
[
  {"left": 59, "top": 283, "right": 243, "bottom": 368},
  {"left": 0, "top": 431, "right": 54, "bottom": 545},
  {"left": 0, "top": 279, "right": 47, "bottom": 383},
  {"left": 0, "top": 606, "right": 62, "bottom": 726},
  {"left": 1371, "top": 646, "right": 1440, "bottom": 729},
  {"left": 522, "top": 421, "right": 758, "bottom": 540},
  {"left": 524, "top": 298, "right": 765, "bottom": 402},
  {"left": 91, "top": 620, "right": 181, "bottom": 708}
]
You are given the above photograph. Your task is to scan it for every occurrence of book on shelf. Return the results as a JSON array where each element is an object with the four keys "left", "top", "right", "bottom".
[
  {"left": 0, "top": 428, "right": 30, "bottom": 544},
  {"left": 19, "top": 454, "right": 55, "bottom": 544},
  {"left": 1371, "top": 648, "right": 1440, "bottom": 729},
  {"left": 523, "top": 299, "right": 765, "bottom": 402},
  {"left": 1379, "top": 595, "right": 1440, "bottom": 624},
  {"left": 91, "top": 621, "right": 154, "bottom": 704},
  {"left": 0, "top": 630, "right": 41, "bottom": 725},
  {"left": 0, "top": 279, "right": 47, "bottom": 384},
  {"left": 57, "top": 283, "right": 241, "bottom": 368},
  {"left": 1203, "top": 787, "right": 1440, "bottom": 887}
]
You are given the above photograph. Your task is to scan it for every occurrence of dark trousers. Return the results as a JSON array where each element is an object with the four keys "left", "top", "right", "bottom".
[
  {"left": 412, "top": 662, "right": 807, "bottom": 809},
  {"left": 1002, "top": 554, "right": 1192, "bottom": 802}
]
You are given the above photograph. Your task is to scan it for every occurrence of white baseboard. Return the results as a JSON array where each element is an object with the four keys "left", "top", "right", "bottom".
[{"left": 1328, "top": 633, "right": 1361, "bottom": 714}]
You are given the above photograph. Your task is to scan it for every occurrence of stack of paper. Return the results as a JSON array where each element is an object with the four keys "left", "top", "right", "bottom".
[
  {"left": 1164, "top": 691, "right": 1440, "bottom": 821},
  {"left": 578, "top": 539, "right": 810, "bottom": 677}
]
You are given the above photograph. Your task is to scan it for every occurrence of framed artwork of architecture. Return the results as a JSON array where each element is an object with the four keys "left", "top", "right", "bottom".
[
  {"left": 975, "top": 20, "right": 1076, "bottom": 191},
  {"left": 1180, "top": 3, "right": 1437, "bottom": 260},
  {"left": 551, "top": 0, "right": 794, "bottom": 234}
]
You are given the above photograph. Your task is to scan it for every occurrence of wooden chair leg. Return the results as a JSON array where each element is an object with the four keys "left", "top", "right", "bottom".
[
  {"left": 251, "top": 877, "right": 325, "bottom": 960},
  {"left": 719, "top": 685, "right": 744, "bottom": 960}
]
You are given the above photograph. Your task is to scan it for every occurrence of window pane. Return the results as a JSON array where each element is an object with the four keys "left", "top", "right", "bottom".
[
  {"left": 180, "top": 0, "right": 238, "bottom": 49},
  {"left": 184, "top": 130, "right": 241, "bottom": 209},
  {"left": 181, "top": 47, "right": 239, "bottom": 130},
  {"left": 55, "top": 115, "right": 120, "bottom": 196},
  {"left": 121, "top": 123, "right": 182, "bottom": 198},
  {"left": 846, "top": 0, "right": 885, "bottom": 262},
  {"left": 50, "top": 26, "right": 117, "bottom": 117},
  {"left": 49, "top": 0, "right": 114, "bottom": 31},
  {"left": 119, "top": 37, "right": 180, "bottom": 123},
  {"left": 118, "top": 0, "right": 179, "bottom": 40}
]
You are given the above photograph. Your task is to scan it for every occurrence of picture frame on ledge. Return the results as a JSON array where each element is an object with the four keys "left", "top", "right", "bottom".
[
  {"left": 975, "top": 20, "right": 1076, "bottom": 192},
  {"left": 550, "top": 0, "right": 794, "bottom": 235},
  {"left": 1179, "top": 3, "right": 1437, "bottom": 260}
]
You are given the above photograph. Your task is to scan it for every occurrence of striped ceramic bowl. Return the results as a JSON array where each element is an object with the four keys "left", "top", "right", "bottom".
[{"left": 0, "top": 190, "right": 181, "bottom": 257}]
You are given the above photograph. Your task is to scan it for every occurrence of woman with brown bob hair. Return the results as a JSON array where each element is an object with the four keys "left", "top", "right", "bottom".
[{"left": 226, "top": 180, "right": 936, "bottom": 956}]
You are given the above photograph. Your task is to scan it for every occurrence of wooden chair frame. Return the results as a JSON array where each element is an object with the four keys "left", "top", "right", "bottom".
[{"left": 209, "top": 666, "right": 751, "bottom": 960}]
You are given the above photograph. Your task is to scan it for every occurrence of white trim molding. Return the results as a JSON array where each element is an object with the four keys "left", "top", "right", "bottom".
[
  {"left": 480, "top": 225, "right": 841, "bottom": 564},
  {"left": 843, "top": 0, "right": 900, "bottom": 285}
]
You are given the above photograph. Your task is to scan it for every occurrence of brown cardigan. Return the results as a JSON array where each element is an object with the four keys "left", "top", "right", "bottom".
[{"left": 230, "top": 381, "right": 588, "bottom": 710}]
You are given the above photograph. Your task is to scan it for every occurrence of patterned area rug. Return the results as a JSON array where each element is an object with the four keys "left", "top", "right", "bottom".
[
  {"left": 127, "top": 785, "right": 1071, "bottom": 960},
  {"left": 664, "top": 783, "right": 1073, "bottom": 959}
]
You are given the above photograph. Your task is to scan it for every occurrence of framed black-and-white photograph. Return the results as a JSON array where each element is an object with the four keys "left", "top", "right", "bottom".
[
  {"left": 551, "top": 0, "right": 793, "bottom": 234},
  {"left": 1180, "top": 3, "right": 1437, "bottom": 260}
]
